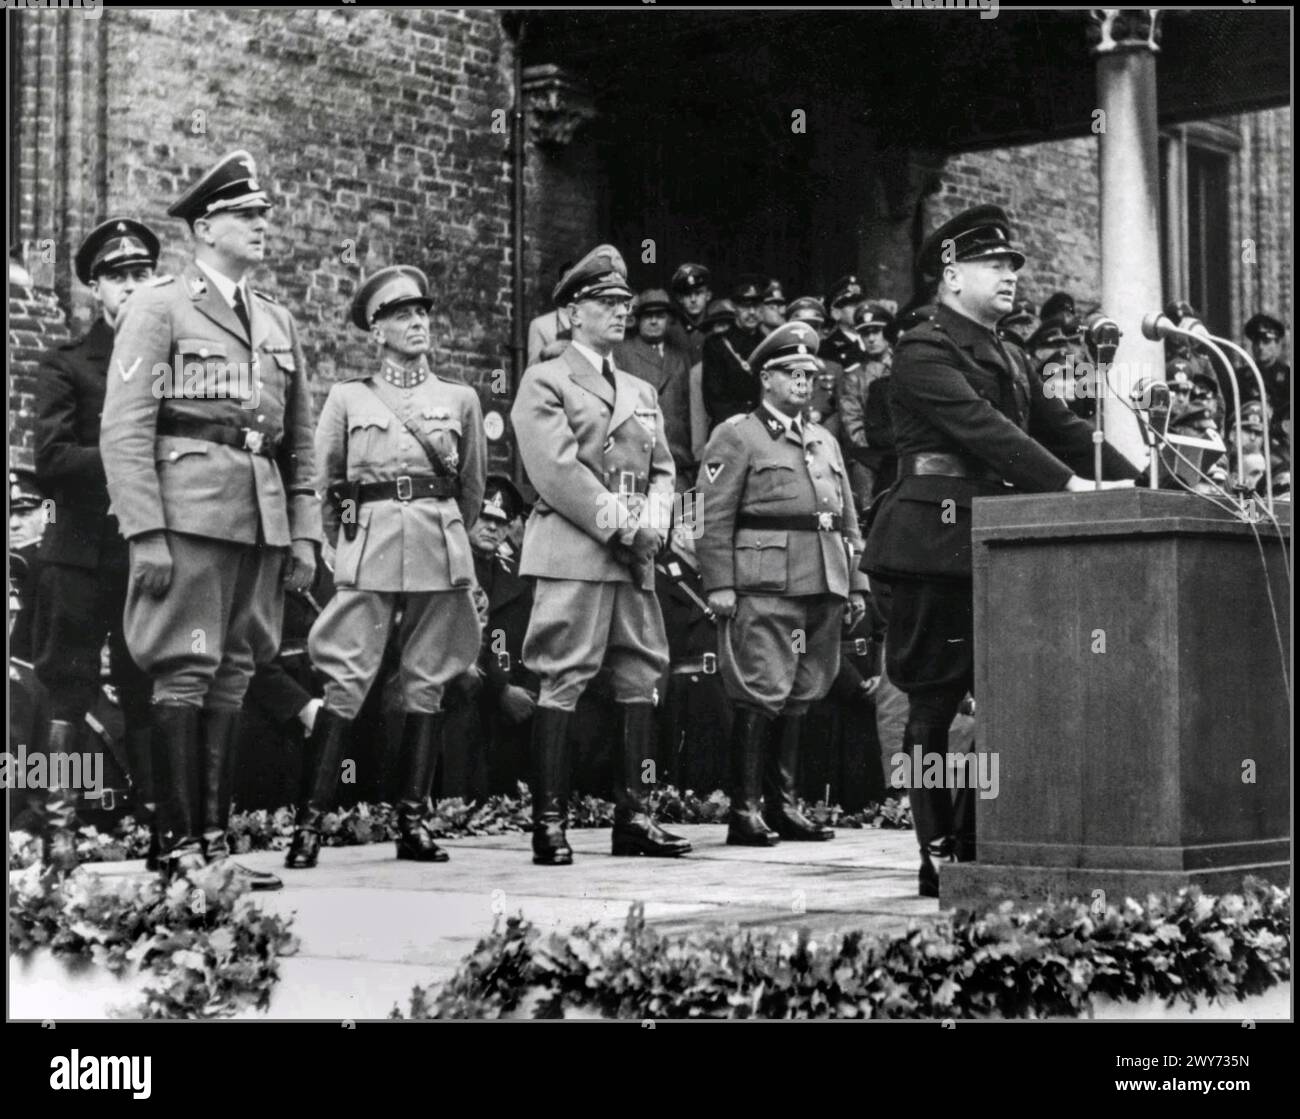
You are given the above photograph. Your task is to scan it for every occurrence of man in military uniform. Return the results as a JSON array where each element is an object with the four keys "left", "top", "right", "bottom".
[
  {"left": 510, "top": 244, "right": 691, "bottom": 865},
  {"left": 101, "top": 151, "right": 321, "bottom": 890},
  {"left": 438, "top": 475, "right": 537, "bottom": 798},
  {"left": 702, "top": 276, "right": 766, "bottom": 430},
  {"left": 654, "top": 492, "right": 730, "bottom": 795},
  {"left": 1244, "top": 313, "right": 1290, "bottom": 436},
  {"left": 839, "top": 301, "right": 896, "bottom": 513},
  {"left": 688, "top": 298, "right": 737, "bottom": 464},
  {"left": 666, "top": 262, "right": 712, "bottom": 366},
  {"left": 526, "top": 260, "right": 575, "bottom": 366},
  {"left": 759, "top": 278, "right": 788, "bottom": 336},
  {"left": 698, "top": 321, "right": 868, "bottom": 846},
  {"left": 286, "top": 266, "right": 485, "bottom": 868},
  {"left": 1029, "top": 312, "right": 1095, "bottom": 422},
  {"left": 821, "top": 275, "right": 868, "bottom": 376},
  {"left": 615, "top": 288, "right": 695, "bottom": 486},
  {"left": 787, "top": 297, "right": 841, "bottom": 435},
  {"left": 861, "top": 205, "right": 1140, "bottom": 897},
  {"left": 32, "top": 219, "right": 159, "bottom": 852},
  {"left": 998, "top": 298, "right": 1038, "bottom": 347}
]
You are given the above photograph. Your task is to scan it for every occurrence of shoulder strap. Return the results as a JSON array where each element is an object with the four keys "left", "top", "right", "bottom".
[
  {"left": 722, "top": 337, "right": 751, "bottom": 373},
  {"left": 362, "top": 378, "right": 453, "bottom": 478}
]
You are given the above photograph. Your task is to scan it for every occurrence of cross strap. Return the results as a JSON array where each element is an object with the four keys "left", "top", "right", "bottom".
[{"left": 363, "top": 377, "right": 454, "bottom": 478}]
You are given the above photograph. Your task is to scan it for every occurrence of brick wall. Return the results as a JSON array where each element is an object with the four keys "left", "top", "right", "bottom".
[{"left": 8, "top": 263, "right": 74, "bottom": 472}]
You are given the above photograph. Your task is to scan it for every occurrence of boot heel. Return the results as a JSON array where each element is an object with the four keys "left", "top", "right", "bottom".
[{"left": 611, "top": 834, "right": 644, "bottom": 856}]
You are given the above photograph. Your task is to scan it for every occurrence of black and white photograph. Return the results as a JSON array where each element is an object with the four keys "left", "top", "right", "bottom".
[{"left": 4, "top": 0, "right": 1292, "bottom": 1070}]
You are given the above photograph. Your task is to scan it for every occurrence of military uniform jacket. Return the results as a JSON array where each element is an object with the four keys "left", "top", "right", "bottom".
[
  {"left": 655, "top": 548, "right": 716, "bottom": 661},
  {"left": 701, "top": 325, "right": 764, "bottom": 428},
  {"left": 838, "top": 355, "right": 891, "bottom": 463},
  {"left": 697, "top": 406, "right": 868, "bottom": 599},
  {"left": 861, "top": 302, "right": 1141, "bottom": 583},
  {"left": 35, "top": 319, "right": 128, "bottom": 571},
  {"left": 474, "top": 547, "right": 537, "bottom": 693},
  {"left": 821, "top": 327, "right": 868, "bottom": 375},
  {"left": 614, "top": 335, "right": 694, "bottom": 472},
  {"left": 511, "top": 345, "right": 675, "bottom": 590},
  {"left": 316, "top": 364, "right": 486, "bottom": 592},
  {"left": 100, "top": 262, "right": 321, "bottom": 548}
]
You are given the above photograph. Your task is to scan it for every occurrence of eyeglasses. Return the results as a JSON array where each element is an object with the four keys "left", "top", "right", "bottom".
[{"left": 767, "top": 367, "right": 814, "bottom": 382}]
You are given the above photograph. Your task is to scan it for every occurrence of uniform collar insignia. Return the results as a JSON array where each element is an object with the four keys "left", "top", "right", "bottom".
[{"left": 190, "top": 275, "right": 207, "bottom": 297}]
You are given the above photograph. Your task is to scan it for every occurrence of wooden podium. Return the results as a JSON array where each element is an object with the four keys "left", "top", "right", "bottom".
[{"left": 942, "top": 489, "right": 1291, "bottom": 907}]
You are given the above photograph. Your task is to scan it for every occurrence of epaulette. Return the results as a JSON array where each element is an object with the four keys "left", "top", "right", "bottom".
[
  {"left": 143, "top": 275, "right": 175, "bottom": 288},
  {"left": 252, "top": 289, "right": 278, "bottom": 304},
  {"left": 725, "top": 413, "right": 748, "bottom": 425}
]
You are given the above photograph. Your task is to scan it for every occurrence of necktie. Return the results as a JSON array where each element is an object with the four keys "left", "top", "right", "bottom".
[
  {"left": 232, "top": 285, "right": 252, "bottom": 340},
  {"left": 602, "top": 357, "right": 617, "bottom": 394}
]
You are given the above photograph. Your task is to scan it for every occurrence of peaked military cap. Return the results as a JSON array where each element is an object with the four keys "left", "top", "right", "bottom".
[
  {"left": 787, "top": 296, "right": 827, "bottom": 325},
  {"left": 671, "top": 262, "right": 711, "bottom": 295},
  {"left": 1039, "top": 291, "right": 1076, "bottom": 323},
  {"left": 827, "top": 275, "right": 865, "bottom": 308},
  {"left": 854, "top": 301, "right": 895, "bottom": 331},
  {"left": 481, "top": 474, "right": 525, "bottom": 523},
  {"left": 919, "top": 204, "right": 1026, "bottom": 281},
  {"left": 1027, "top": 313, "right": 1082, "bottom": 352},
  {"left": 553, "top": 244, "right": 633, "bottom": 306},
  {"left": 9, "top": 468, "right": 44, "bottom": 513},
  {"left": 702, "top": 298, "right": 737, "bottom": 328},
  {"left": 350, "top": 265, "right": 433, "bottom": 330},
  {"left": 750, "top": 320, "right": 821, "bottom": 373},
  {"left": 74, "top": 218, "right": 160, "bottom": 285},
  {"left": 632, "top": 288, "right": 674, "bottom": 317},
  {"left": 761, "top": 278, "right": 787, "bottom": 305},
  {"left": 168, "top": 150, "right": 270, "bottom": 225},
  {"left": 1244, "top": 312, "right": 1285, "bottom": 342},
  {"left": 1001, "top": 297, "right": 1037, "bottom": 328},
  {"left": 732, "top": 274, "right": 765, "bottom": 303}
]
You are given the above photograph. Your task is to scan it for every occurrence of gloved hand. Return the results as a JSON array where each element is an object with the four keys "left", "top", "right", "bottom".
[
  {"left": 629, "top": 522, "right": 660, "bottom": 564},
  {"left": 129, "top": 531, "right": 173, "bottom": 597},
  {"left": 499, "top": 684, "right": 536, "bottom": 724}
]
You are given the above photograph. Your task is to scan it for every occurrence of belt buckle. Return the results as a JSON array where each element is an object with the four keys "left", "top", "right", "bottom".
[
  {"left": 87, "top": 787, "right": 116, "bottom": 812},
  {"left": 395, "top": 475, "right": 413, "bottom": 502},
  {"left": 852, "top": 637, "right": 867, "bottom": 656},
  {"left": 242, "top": 428, "right": 265, "bottom": 455},
  {"left": 497, "top": 650, "right": 511, "bottom": 673},
  {"left": 818, "top": 511, "right": 835, "bottom": 532},
  {"left": 702, "top": 652, "right": 717, "bottom": 675}
]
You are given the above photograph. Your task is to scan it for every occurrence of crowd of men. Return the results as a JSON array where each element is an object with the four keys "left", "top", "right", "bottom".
[{"left": 8, "top": 148, "right": 1291, "bottom": 898}]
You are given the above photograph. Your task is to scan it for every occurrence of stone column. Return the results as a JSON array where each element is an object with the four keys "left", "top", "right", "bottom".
[{"left": 1090, "top": 9, "right": 1164, "bottom": 470}]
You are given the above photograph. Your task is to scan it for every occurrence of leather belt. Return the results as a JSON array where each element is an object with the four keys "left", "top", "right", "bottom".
[
  {"left": 671, "top": 653, "right": 717, "bottom": 676},
  {"left": 898, "top": 452, "right": 1001, "bottom": 484},
  {"left": 157, "top": 417, "right": 279, "bottom": 458},
  {"left": 841, "top": 638, "right": 873, "bottom": 657},
  {"left": 736, "top": 513, "right": 843, "bottom": 533},
  {"left": 358, "top": 475, "right": 460, "bottom": 504}
]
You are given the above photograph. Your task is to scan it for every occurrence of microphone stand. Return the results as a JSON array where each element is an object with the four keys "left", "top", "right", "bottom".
[
  {"left": 1084, "top": 326, "right": 1119, "bottom": 492},
  {"left": 1155, "top": 322, "right": 1248, "bottom": 499},
  {"left": 1199, "top": 331, "right": 1275, "bottom": 513}
]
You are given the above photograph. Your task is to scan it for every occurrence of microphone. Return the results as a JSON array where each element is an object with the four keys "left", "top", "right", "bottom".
[{"left": 1144, "top": 303, "right": 1249, "bottom": 497}]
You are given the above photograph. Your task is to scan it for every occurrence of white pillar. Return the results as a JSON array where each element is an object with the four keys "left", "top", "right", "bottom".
[{"left": 1091, "top": 9, "right": 1164, "bottom": 470}]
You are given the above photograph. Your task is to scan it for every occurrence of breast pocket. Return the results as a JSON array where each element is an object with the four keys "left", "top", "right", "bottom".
[
  {"left": 173, "top": 338, "right": 233, "bottom": 399},
  {"left": 735, "top": 529, "right": 788, "bottom": 592},
  {"left": 752, "top": 459, "right": 800, "bottom": 503},
  {"left": 346, "top": 413, "right": 391, "bottom": 466}
]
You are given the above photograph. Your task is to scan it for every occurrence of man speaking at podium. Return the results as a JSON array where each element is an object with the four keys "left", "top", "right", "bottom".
[{"left": 861, "top": 205, "right": 1142, "bottom": 898}]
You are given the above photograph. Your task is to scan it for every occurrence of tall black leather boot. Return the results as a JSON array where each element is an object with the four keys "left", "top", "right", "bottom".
[
  {"left": 286, "top": 706, "right": 352, "bottom": 869},
  {"left": 530, "top": 706, "right": 573, "bottom": 866},
  {"left": 906, "top": 719, "right": 957, "bottom": 898},
  {"left": 395, "top": 712, "right": 448, "bottom": 862},
  {"left": 121, "top": 725, "right": 161, "bottom": 871},
  {"left": 152, "top": 703, "right": 205, "bottom": 880},
  {"left": 763, "top": 712, "right": 834, "bottom": 841},
  {"left": 726, "top": 706, "right": 780, "bottom": 847},
  {"left": 201, "top": 708, "right": 282, "bottom": 890},
  {"left": 611, "top": 702, "right": 691, "bottom": 857},
  {"left": 35, "top": 720, "right": 83, "bottom": 865}
]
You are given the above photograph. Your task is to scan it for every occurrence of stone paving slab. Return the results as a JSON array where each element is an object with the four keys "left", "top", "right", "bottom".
[{"left": 59, "top": 826, "right": 941, "bottom": 1019}]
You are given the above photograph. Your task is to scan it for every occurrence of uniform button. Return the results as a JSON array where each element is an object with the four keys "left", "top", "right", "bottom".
[
  {"left": 257, "top": 414, "right": 266, "bottom": 422},
  {"left": 168, "top": 452, "right": 179, "bottom": 461},
  {"left": 198, "top": 348, "right": 209, "bottom": 358}
]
